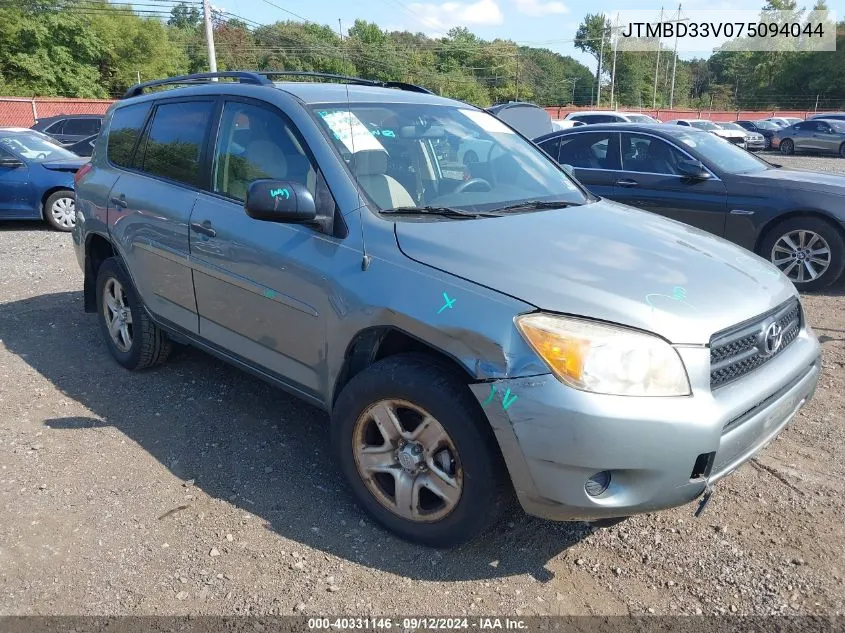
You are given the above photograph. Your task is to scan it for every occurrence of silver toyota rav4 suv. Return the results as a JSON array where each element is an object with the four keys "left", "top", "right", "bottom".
[{"left": 73, "top": 72, "right": 821, "bottom": 547}]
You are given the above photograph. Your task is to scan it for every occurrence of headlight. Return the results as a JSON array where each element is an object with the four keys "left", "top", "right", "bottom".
[{"left": 515, "top": 314, "right": 691, "bottom": 397}]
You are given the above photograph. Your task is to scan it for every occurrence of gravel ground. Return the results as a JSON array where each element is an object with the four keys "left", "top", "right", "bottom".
[{"left": 1, "top": 154, "right": 843, "bottom": 617}]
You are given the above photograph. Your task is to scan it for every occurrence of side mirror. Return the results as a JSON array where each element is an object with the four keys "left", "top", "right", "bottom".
[
  {"left": 677, "top": 159, "right": 710, "bottom": 180},
  {"left": 0, "top": 157, "right": 23, "bottom": 168},
  {"left": 244, "top": 180, "right": 317, "bottom": 223},
  {"left": 560, "top": 163, "right": 574, "bottom": 176}
]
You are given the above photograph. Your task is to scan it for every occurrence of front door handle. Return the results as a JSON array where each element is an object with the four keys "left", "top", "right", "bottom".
[
  {"left": 109, "top": 194, "right": 128, "bottom": 209},
  {"left": 191, "top": 221, "right": 216, "bottom": 238},
  {"left": 616, "top": 178, "right": 639, "bottom": 187}
]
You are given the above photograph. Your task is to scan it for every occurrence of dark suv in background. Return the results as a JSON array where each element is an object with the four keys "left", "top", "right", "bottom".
[{"left": 32, "top": 114, "right": 104, "bottom": 145}]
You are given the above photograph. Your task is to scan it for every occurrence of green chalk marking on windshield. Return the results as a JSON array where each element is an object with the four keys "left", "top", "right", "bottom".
[{"left": 270, "top": 188, "right": 290, "bottom": 200}]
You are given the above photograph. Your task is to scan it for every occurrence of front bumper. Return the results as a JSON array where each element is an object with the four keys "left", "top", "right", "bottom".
[
  {"left": 746, "top": 138, "right": 766, "bottom": 150},
  {"left": 471, "top": 329, "right": 820, "bottom": 521}
]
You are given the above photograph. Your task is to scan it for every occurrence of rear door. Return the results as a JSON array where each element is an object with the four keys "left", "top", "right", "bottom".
[
  {"left": 790, "top": 122, "right": 814, "bottom": 151},
  {"left": 0, "top": 145, "right": 33, "bottom": 216},
  {"left": 189, "top": 97, "right": 348, "bottom": 398},
  {"left": 603, "top": 132, "right": 727, "bottom": 236},
  {"left": 108, "top": 98, "right": 215, "bottom": 334},
  {"left": 812, "top": 121, "right": 841, "bottom": 154},
  {"left": 556, "top": 130, "right": 622, "bottom": 197}
]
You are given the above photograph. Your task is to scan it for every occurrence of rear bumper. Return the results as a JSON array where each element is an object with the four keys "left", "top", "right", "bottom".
[{"left": 471, "top": 329, "right": 821, "bottom": 522}]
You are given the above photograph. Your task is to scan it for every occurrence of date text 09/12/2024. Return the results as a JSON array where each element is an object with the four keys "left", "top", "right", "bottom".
[{"left": 307, "top": 617, "right": 528, "bottom": 630}]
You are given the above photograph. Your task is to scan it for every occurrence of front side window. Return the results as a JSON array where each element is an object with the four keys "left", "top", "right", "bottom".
[
  {"left": 0, "top": 133, "right": 77, "bottom": 162},
  {"left": 213, "top": 102, "right": 316, "bottom": 202},
  {"left": 312, "top": 103, "right": 586, "bottom": 213},
  {"left": 621, "top": 133, "right": 688, "bottom": 175},
  {"left": 107, "top": 103, "right": 151, "bottom": 168},
  {"left": 671, "top": 129, "right": 768, "bottom": 174},
  {"left": 558, "top": 132, "right": 618, "bottom": 170},
  {"left": 138, "top": 101, "right": 213, "bottom": 187}
]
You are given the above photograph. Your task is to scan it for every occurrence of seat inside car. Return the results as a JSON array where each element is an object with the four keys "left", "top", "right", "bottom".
[{"left": 350, "top": 149, "right": 416, "bottom": 209}]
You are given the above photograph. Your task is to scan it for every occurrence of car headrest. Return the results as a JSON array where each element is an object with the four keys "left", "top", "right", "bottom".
[{"left": 350, "top": 149, "right": 388, "bottom": 177}]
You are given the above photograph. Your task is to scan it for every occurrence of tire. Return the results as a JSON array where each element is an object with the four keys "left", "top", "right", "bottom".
[
  {"left": 839, "top": 142, "right": 845, "bottom": 159},
  {"left": 43, "top": 189, "right": 76, "bottom": 231},
  {"left": 332, "top": 354, "right": 508, "bottom": 547},
  {"left": 780, "top": 138, "right": 794, "bottom": 155},
  {"left": 95, "top": 257, "right": 171, "bottom": 370},
  {"left": 759, "top": 216, "right": 845, "bottom": 290},
  {"left": 765, "top": 137, "right": 772, "bottom": 151}
]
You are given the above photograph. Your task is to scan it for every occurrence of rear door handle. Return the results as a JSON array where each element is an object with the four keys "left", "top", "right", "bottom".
[
  {"left": 109, "top": 194, "right": 128, "bottom": 209},
  {"left": 191, "top": 221, "right": 216, "bottom": 238},
  {"left": 616, "top": 178, "right": 639, "bottom": 187}
]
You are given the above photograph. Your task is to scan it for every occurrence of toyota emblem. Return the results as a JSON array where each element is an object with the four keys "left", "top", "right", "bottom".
[{"left": 761, "top": 321, "right": 784, "bottom": 356}]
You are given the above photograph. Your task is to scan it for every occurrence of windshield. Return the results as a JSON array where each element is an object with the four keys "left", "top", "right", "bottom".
[
  {"left": 627, "top": 114, "right": 656, "bottom": 123},
  {"left": 0, "top": 133, "right": 77, "bottom": 162},
  {"left": 673, "top": 130, "right": 770, "bottom": 174},
  {"left": 688, "top": 120, "right": 719, "bottom": 131},
  {"left": 311, "top": 103, "right": 587, "bottom": 214},
  {"left": 753, "top": 120, "right": 779, "bottom": 130}
]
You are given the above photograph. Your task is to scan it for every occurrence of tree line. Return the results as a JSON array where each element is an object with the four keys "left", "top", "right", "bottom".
[{"left": 1, "top": 0, "right": 843, "bottom": 110}]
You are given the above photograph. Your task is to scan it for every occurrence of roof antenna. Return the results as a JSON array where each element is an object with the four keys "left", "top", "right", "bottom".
[{"left": 344, "top": 81, "right": 371, "bottom": 271}]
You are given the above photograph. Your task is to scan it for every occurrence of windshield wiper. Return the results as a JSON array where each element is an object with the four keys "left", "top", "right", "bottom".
[
  {"left": 489, "top": 200, "right": 579, "bottom": 213},
  {"left": 380, "top": 206, "right": 499, "bottom": 218}
]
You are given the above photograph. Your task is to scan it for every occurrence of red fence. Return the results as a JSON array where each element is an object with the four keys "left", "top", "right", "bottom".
[
  {"left": 0, "top": 96, "right": 821, "bottom": 128},
  {"left": 544, "top": 106, "right": 815, "bottom": 122},
  {"left": 0, "top": 97, "right": 114, "bottom": 127}
]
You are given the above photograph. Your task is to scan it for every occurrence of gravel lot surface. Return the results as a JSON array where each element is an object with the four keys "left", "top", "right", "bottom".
[{"left": 1, "top": 152, "right": 843, "bottom": 617}]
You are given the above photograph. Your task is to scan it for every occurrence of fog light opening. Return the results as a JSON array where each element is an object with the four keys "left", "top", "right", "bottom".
[{"left": 585, "top": 471, "right": 611, "bottom": 497}]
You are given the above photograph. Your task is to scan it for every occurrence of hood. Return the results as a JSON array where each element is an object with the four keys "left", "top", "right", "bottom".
[
  {"left": 394, "top": 200, "right": 795, "bottom": 345},
  {"left": 742, "top": 167, "right": 845, "bottom": 195},
  {"left": 40, "top": 158, "right": 89, "bottom": 172}
]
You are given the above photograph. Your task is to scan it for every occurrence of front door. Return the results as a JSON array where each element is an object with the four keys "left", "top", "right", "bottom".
[
  {"left": 606, "top": 132, "right": 728, "bottom": 236},
  {"left": 0, "top": 145, "right": 33, "bottom": 217},
  {"left": 189, "top": 98, "right": 347, "bottom": 399}
]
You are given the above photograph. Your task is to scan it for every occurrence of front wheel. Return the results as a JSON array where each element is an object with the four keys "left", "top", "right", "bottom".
[
  {"left": 759, "top": 217, "right": 845, "bottom": 290},
  {"left": 839, "top": 142, "right": 845, "bottom": 159},
  {"left": 780, "top": 138, "right": 794, "bottom": 155},
  {"left": 332, "top": 354, "right": 507, "bottom": 547},
  {"left": 44, "top": 190, "right": 76, "bottom": 231}
]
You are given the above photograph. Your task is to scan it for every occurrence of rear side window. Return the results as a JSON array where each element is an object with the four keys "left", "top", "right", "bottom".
[
  {"left": 63, "top": 118, "right": 100, "bottom": 136},
  {"left": 44, "top": 120, "right": 65, "bottom": 134},
  {"left": 107, "top": 103, "right": 151, "bottom": 168},
  {"left": 138, "top": 101, "right": 214, "bottom": 187},
  {"left": 537, "top": 136, "right": 561, "bottom": 162}
]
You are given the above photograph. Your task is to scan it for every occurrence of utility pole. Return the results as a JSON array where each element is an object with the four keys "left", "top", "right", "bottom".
[
  {"left": 515, "top": 52, "right": 520, "bottom": 101},
  {"left": 597, "top": 19, "right": 606, "bottom": 107},
  {"left": 609, "top": 13, "right": 619, "bottom": 110},
  {"left": 652, "top": 6, "right": 663, "bottom": 109},
  {"left": 814, "top": 94, "right": 820, "bottom": 112},
  {"left": 571, "top": 77, "right": 578, "bottom": 104},
  {"left": 203, "top": 0, "right": 218, "bottom": 73},
  {"left": 669, "top": 3, "right": 681, "bottom": 108},
  {"left": 136, "top": 70, "right": 141, "bottom": 84},
  {"left": 338, "top": 19, "right": 343, "bottom": 39}
]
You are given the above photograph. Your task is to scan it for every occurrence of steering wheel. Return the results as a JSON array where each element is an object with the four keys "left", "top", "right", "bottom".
[
  {"left": 453, "top": 178, "right": 492, "bottom": 194},
  {"left": 36, "top": 153, "right": 47, "bottom": 160}
]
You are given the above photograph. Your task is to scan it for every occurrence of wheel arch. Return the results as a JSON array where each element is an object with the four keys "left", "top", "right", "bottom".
[
  {"left": 754, "top": 209, "right": 845, "bottom": 255},
  {"left": 83, "top": 232, "right": 116, "bottom": 313},
  {"left": 332, "top": 326, "right": 476, "bottom": 407},
  {"left": 40, "top": 186, "right": 74, "bottom": 219}
]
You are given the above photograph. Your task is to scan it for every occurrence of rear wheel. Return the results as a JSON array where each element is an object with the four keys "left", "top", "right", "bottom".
[
  {"left": 780, "top": 138, "right": 794, "bottom": 155},
  {"left": 839, "top": 142, "right": 845, "bottom": 158},
  {"left": 332, "top": 354, "right": 507, "bottom": 547},
  {"left": 43, "top": 190, "right": 76, "bottom": 231},
  {"left": 759, "top": 217, "right": 845, "bottom": 290},
  {"left": 96, "top": 257, "right": 171, "bottom": 369}
]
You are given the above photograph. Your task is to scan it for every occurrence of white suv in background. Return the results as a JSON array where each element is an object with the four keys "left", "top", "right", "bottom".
[
  {"left": 665, "top": 118, "right": 748, "bottom": 148},
  {"left": 564, "top": 111, "right": 660, "bottom": 125}
]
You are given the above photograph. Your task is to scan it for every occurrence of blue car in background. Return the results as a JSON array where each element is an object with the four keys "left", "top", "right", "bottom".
[{"left": 0, "top": 130, "right": 88, "bottom": 231}]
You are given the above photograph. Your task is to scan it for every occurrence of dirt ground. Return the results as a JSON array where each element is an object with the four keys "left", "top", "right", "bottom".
[{"left": 1, "top": 153, "right": 843, "bottom": 617}]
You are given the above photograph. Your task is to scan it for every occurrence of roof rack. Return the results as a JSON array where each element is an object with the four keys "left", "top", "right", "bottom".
[
  {"left": 123, "top": 71, "right": 272, "bottom": 99},
  {"left": 122, "top": 70, "right": 434, "bottom": 100},
  {"left": 259, "top": 71, "right": 433, "bottom": 94}
]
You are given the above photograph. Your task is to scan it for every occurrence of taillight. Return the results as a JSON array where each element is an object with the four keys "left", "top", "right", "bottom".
[{"left": 74, "top": 161, "right": 92, "bottom": 185}]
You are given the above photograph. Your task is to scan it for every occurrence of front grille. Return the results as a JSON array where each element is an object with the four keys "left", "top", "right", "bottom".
[{"left": 710, "top": 299, "right": 801, "bottom": 389}]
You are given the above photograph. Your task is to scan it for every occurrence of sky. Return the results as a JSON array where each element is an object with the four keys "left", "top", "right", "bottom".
[{"left": 222, "top": 0, "right": 844, "bottom": 71}]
